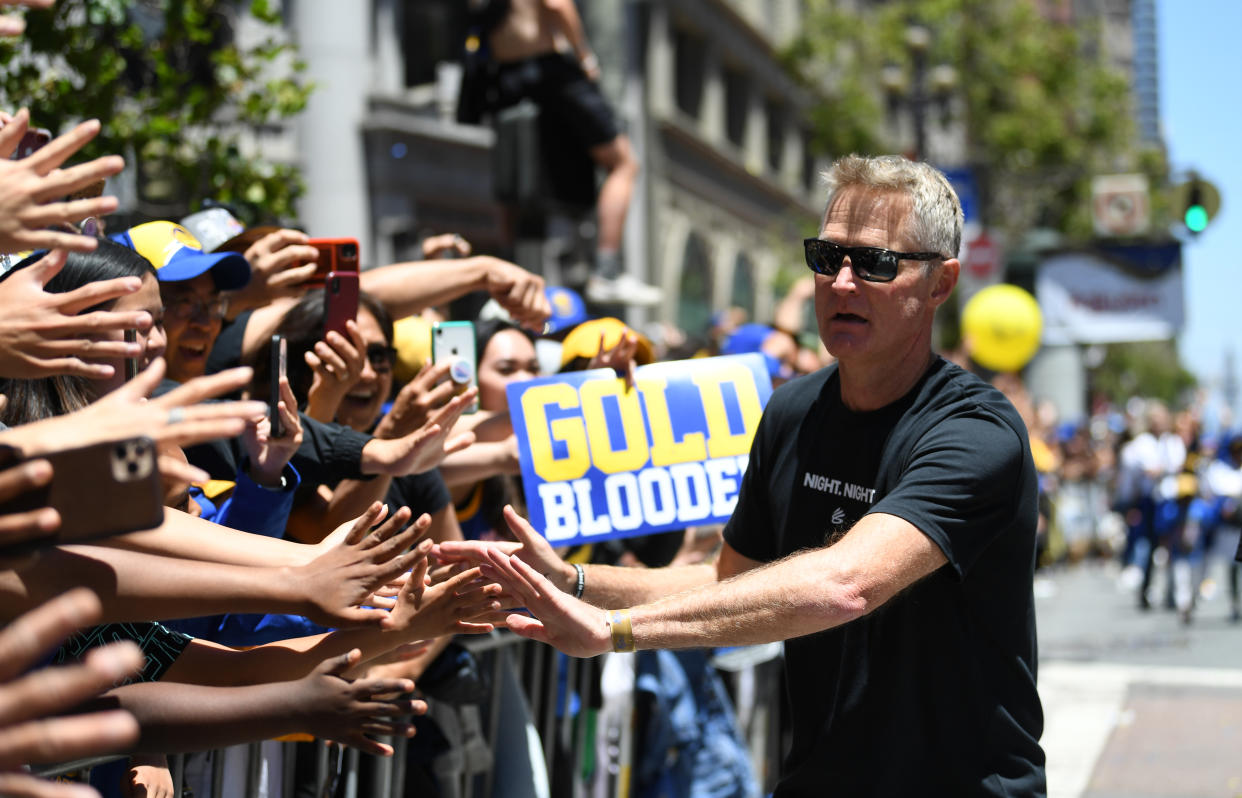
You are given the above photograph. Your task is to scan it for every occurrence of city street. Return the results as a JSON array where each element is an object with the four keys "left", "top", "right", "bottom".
[{"left": 1038, "top": 557, "right": 1242, "bottom": 798}]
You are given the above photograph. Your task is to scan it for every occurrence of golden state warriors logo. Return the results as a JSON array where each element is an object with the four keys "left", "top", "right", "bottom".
[
  {"left": 128, "top": 221, "right": 207, "bottom": 269},
  {"left": 552, "top": 292, "right": 575, "bottom": 316}
]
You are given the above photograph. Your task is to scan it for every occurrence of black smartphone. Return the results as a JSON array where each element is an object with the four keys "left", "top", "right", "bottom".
[
  {"left": 123, "top": 329, "right": 139, "bottom": 381},
  {"left": 0, "top": 437, "right": 165, "bottom": 556},
  {"left": 270, "top": 334, "right": 287, "bottom": 439}
]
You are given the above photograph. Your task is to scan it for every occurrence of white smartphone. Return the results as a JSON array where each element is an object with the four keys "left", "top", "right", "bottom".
[{"left": 431, "top": 320, "right": 478, "bottom": 414}]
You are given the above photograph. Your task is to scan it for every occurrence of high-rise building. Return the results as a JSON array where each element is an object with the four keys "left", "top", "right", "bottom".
[{"left": 1131, "top": 0, "right": 1162, "bottom": 146}]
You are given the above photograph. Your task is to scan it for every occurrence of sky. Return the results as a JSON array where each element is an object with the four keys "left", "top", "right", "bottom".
[{"left": 1160, "top": 1, "right": 1239, "bottom": 395}]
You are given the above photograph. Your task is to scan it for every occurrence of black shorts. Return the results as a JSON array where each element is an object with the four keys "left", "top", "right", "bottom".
[{"left": 493, "top": 52, "right": 619, "bottom": 149}]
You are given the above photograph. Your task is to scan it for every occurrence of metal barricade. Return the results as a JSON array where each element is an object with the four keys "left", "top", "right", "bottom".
[{"left": 30, "top": 630, "right": 785, "bottom": 797}]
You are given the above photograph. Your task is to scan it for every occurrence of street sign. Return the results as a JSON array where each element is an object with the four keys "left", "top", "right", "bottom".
[
  {"left": 964, "top": 230, "right": 1000, "bottom": 279},
  {"left": 1092, "top": 174, "right": 1150, "bottom": 237}
]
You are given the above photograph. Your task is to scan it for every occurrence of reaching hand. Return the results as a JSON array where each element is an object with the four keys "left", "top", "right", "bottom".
[
  {"left": 0, "top": 248, "right": 153, "bottom": 380},
  {"left": 480, "top": 256, "right": 550, "bottom": 333},
  {"left": 0, "top": 112, "right": 124, "bottom": 254},
  {"left": 295, "top": 649, "right": 424, "bottom": 756},
  {"left": 0, "top": 456, "right": 58, "bottom": 567},
  {"left": 2, "top": 360, "right": 266, "bottom": 458},
  {"left": 372, "top": 361, "right": 456, "bottom": 440},
  {"left": 303, "top": 320, "right": 367, "bottom": 423},
  {"left": 363, "top": 389, "right": 477, "bottom": 477},
  {"left": 293, "top": 503, "right": 431, "bottom": 627},
  {"left": 433, "top": 505, "right": 576, "bottom": 595},
  {"left": 479, "top": 547, "right": 611, "bottom": 658},
  {"left": 585, "top": 331, "right": 640, "bottom": 389},
  {"left": 120, "top": 754, "right": 173, "bottom": 798},
  {"left": 379, "top": 549, "right": 502, "bottom": 639},
  {"left": 0, "top": 588, "right": 142, "bottom": 796},
  {"left": 421, "top": 233, "right": 471, "bottom": 260},
  {"left": 226, "top": 229, "right": 319, "bottom": 314},
  {"left": 241, "top": 374, "right": 303, "bottom": 487}
]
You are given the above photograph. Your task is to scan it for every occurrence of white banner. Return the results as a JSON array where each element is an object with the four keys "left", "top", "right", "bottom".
[{"left": 1037, "top": 252, "right": 1183, "bottom": 345}]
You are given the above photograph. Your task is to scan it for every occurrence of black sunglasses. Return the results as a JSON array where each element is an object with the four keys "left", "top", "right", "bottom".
[
  {"left": 366, "top": 344, "right": 397, "bottom": 371},
  {"left": 803, "top": 238, "right": 945, "bottom": 283}
]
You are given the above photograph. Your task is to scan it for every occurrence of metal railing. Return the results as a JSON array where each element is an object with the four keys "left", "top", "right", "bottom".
[{"left": 34, "top": 630, "right": 785, "bottom": 797}]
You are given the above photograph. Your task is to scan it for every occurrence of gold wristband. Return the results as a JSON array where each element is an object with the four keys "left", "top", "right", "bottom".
[{"left": 607, "top": 609, "right": 635, "bottom": 653}]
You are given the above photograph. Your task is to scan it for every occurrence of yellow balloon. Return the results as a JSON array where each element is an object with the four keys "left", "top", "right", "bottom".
[{"left": 961, "top": 284, "right": 1043, "bottom": 373}]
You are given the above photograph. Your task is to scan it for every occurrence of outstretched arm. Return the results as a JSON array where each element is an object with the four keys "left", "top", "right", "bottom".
[
  {"left": 93, "top": 650, "right": 421, "bottom": 757},
  {"left": 481, "top": 511, "right": 947, "bottom": 657},
  {"left": 0, "top": 503, "right": 434, "bottom": 628},
  {"left": 359, "top": 255, "right": 549, "bottom": 332},
  {"left": 435, "top": 505, "right": 718, "bottom": 608}
]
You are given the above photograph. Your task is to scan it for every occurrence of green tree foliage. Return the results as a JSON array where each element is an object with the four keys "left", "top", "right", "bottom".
[
  {"left": 1091, "top": 341, "right": 1197, "bottom": 409},
  {"left": 0, "top": 0, "right": 312, "bottom": 224},
  {"left": 784, "top": 0, "right": 1140, "bottom": 244}
]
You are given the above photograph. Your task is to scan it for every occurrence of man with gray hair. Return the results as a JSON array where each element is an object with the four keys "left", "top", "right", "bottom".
[{"left": 442, "top": 154, "right": 1046, "bottom": 795}]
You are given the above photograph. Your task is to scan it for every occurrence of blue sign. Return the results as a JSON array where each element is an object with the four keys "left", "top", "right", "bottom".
[
  {"left": 941, "top": 167, "right": 979, "bottom": 225},
  {"left": 506, "top": 355, "right": 773, "bottom": 546}
]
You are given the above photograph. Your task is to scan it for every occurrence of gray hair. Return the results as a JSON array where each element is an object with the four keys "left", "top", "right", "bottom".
[{"left": 820, "top": 154, "right": 964, "bottom": 259}]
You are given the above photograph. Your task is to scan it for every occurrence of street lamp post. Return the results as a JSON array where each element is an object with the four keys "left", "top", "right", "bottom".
[{"left": 881, "top": 23, "right": 956, "bottom": 162}]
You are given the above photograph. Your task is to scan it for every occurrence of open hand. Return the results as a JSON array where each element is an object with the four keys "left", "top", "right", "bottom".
[
  {"left": 0, "top": 248, "right": 152, "bottom": 380},
  {"left": 433, "top": 505, "right": 575, "bottom": 595},
  {"left": 0, "top": 112, "right": 123, "bottom": 254},
  {"left": 294, "top": 503, "right": 430, "bottom": 627},
  {"left": 296, "top": 649, "right": 425, "bottom": 756}
]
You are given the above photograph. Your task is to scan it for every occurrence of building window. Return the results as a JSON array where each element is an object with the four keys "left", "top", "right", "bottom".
[
  {"left": 724, "top": 67, "right": 749, "bottom": 148},
  {"left": 674, "top": 28, "right": 705, "bottom": 119},
  {"left": 678, "top": 234, "right": 714, "bottom": 335},
  {"left": 802, "top": 129, "right": 817, "bottom": 191},
  {"left": 731, "top": 252, "right": 756, "bottom": 319},
  {"left": 766, "top": 98, "right": 785, "bottom": 173}
]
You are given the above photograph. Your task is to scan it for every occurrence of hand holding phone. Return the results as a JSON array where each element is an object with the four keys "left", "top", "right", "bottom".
[
  {"left": 307, "top": 238, "right": 360, "bottom": 287},
  {"left": 431, "top": 321, "right": 479, "bottom": 414},
  {"left": 0, "top": 437, "right": 164, "bottom": 556},
  {"left": 324, "top": 271, "right": 360, "bottom": 339},
  {"left": 11, "top": 127, "right": 51, "bottom": 160},
  {"left": 270, "top": 335, "right": 288, "bottom": 439}
]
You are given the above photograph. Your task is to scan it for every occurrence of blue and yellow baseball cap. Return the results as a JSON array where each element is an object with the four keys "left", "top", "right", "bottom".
[
  {"left": 112, "top": 221, "right": 251, "bottom": 290},
  {"left": 544, "top": 286, "right": 588, "bottom": 335}
]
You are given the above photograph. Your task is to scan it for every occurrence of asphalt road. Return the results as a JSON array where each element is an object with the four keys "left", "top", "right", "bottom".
[{"left": 1037, "top": 553, "right": 1242, "bottom": 798}]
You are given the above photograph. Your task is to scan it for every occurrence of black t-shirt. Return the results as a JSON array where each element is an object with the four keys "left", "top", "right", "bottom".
[
  {"left": 385, "top": 469, "right": 451, "bottom": 519},
  {"left": 725, "top": 357, "right": 1045, "bottom": 797}
]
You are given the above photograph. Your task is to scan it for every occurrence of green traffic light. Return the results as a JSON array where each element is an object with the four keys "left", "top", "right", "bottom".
[{"left": 1186, "top": 204, "right": 1209, "bottom": 233}]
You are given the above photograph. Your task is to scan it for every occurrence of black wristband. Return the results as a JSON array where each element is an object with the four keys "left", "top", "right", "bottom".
[{"left": 573, "top": 563, "right": 585, "bottom": 599}]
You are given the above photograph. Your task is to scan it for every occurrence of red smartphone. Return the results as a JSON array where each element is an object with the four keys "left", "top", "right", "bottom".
[
  {"left": 323, "top": 271, "right": 359, "bottom": 339},
  {"left": 307, "top": 238, "right": 360, "bottom": 287},
  {"left": 11, "top": 127, "right": 51, "bottom": 160}
]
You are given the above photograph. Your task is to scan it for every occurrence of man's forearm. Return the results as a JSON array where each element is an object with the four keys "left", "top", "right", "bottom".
[
  {"left": 625, "top": 552, "right": 864, "bottom": 650},
  {"left": 360, "top": 258, "right": 491, "bottom": 319},
  {"left": 576, "top": 561, "right": 717, "bottom": 609}
]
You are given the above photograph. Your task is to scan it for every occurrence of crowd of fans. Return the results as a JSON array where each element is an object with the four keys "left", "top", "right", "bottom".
[
  {"left": 988, "top": 372, "right": 1242, "bottom": 626},
  {"left": 0, "top": 4, "right": 843, "bottom": 796},
  {"left": 6, "top": 3, "right": 1236, "bottom": 798}
]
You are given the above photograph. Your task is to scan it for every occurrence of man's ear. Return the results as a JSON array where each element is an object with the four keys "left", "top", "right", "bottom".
[{"left": 928, "top": 258, "right": 959, "bottom": 308}]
